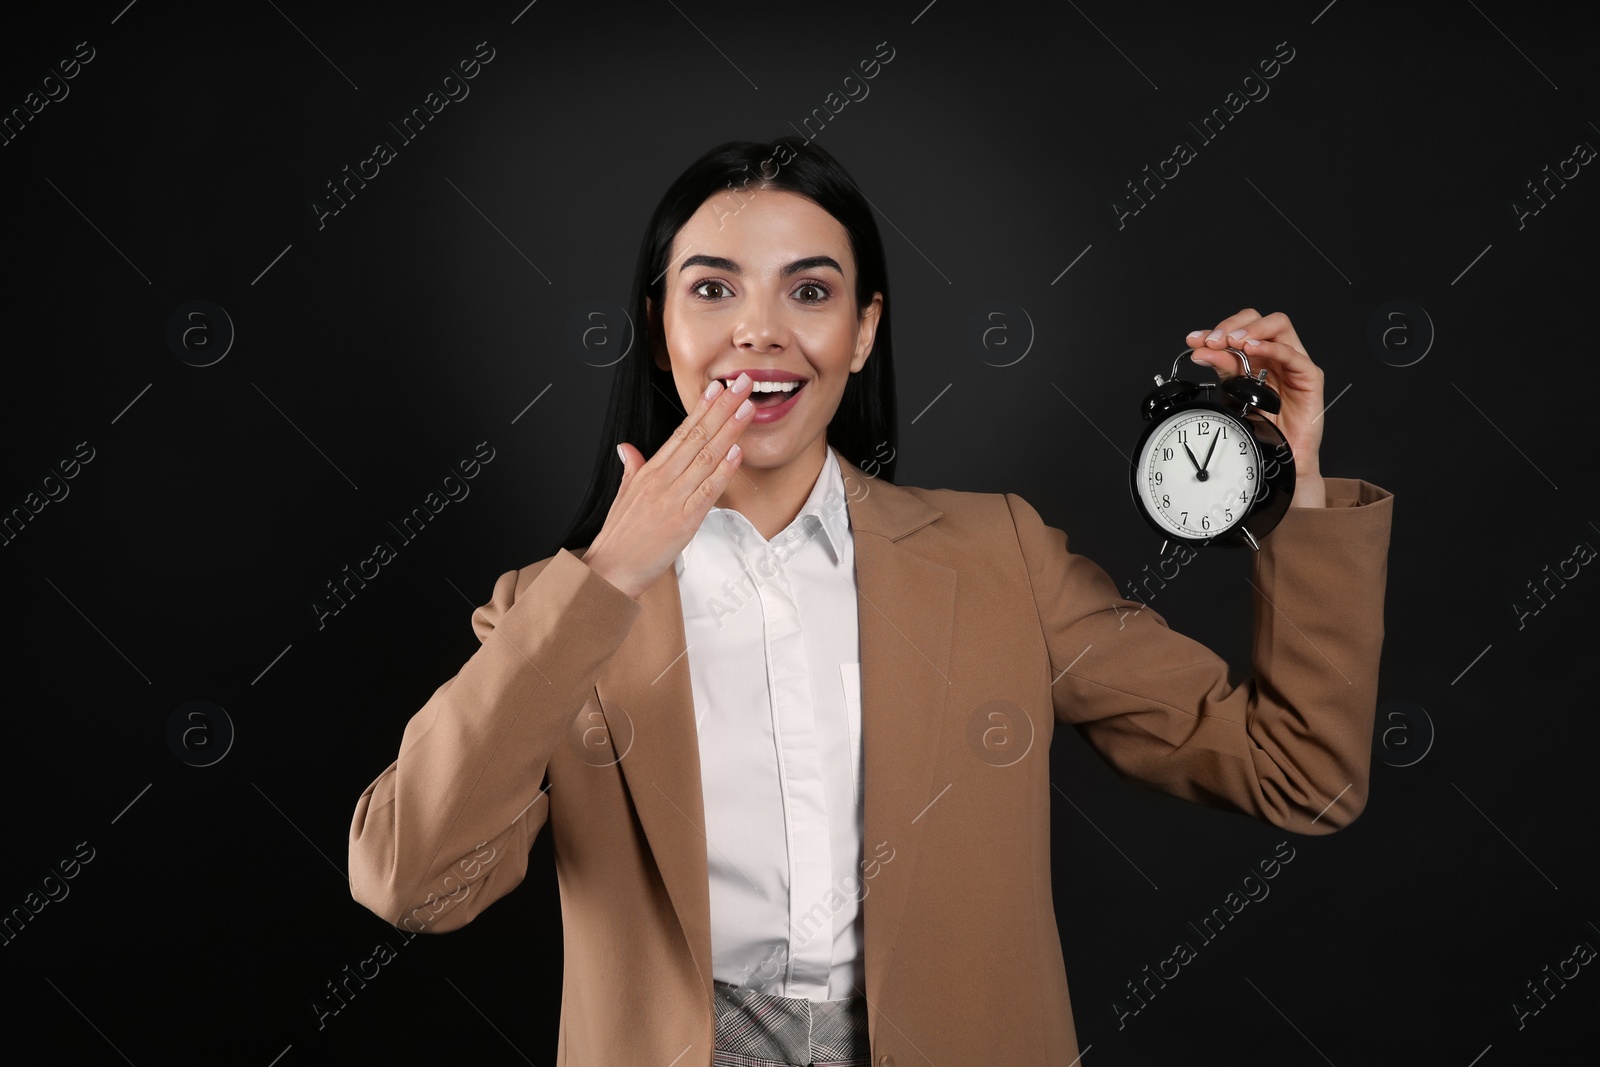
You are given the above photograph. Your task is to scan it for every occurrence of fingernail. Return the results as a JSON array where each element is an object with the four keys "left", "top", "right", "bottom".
[
  {"left": 1205, "top": 330, "right": 1224, "bottom": 343},
  {"left": 732, "top": 372, "right": 752, "bottom": 393},
  {"left": 728, "top": 443, "right": 742, "bottom": 462},
  {"left": 1246, "top": 338, "right": 1262, "bottom": 347},
  {"left": 1186, "top": 330, "right": 1206, "bottom": 340},
  {"left": 1227, "top": 328, "right": 1247, "bottom": 340},
  {"left": 616, "top": 444, "right": 626, "bottom": 464},
  {"left": 735, "top": 398, "right": 754, "bottom": 419},
  {"left": 704, "top": 379, "right": 722, "bottom": 400}
]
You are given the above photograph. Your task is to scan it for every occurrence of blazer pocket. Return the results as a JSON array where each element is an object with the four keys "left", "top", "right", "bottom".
[{"left": 839, "top": 661, "right": 863, "bottom": 807}]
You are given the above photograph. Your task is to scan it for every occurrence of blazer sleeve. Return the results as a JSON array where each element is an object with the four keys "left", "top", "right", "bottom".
[
  {"left": 348, "top": 547, "right": 642, "bottom": 932},
  {"left": 1006, "top": 477, "right": 1393, "bottom": 834}
]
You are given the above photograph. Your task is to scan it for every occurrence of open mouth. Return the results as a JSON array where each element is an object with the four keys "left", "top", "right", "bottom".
[{"left": 718, "top": 378, "right": 808, "bottom": 407}]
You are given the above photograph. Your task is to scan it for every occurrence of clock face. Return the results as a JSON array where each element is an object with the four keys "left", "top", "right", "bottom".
[{"left": 1136, "top": 410, "right": 1261, "bottom": 539}]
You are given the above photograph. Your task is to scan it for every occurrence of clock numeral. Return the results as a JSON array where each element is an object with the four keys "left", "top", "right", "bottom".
[
  {"left": 1162, "top": 447, "right": 1174, "bottom": 460},
  {"left": 1180, "top": 511, "right": 1188, "bottom": 524},
  {"left": 1177, "top": 430, "right": 1187, "bottom": 444},
  {"left": 1225, "top": 508, "right": 1233, "bottom": 522},
  {"left": 1198, "top": 421, "right": 1210, "bottom": 435},
  {"left": 1245, "top": 467, "right": 1255, "bottom": 481},
  {"left": 1154, "top": 471, "right": 1163, "bottom": 485},
  {"left": 1161, "top": 494, "right": 1170, "bottom": 508},
  {"left": 1220, "top": 425, "right": 1227, "bottom": 439},
  {"left": 1238, "top": 440, "right": 1247, "bottom": 454},
  {"left": 1201, "top": 515, "right": 1210, "bottom": 530}
]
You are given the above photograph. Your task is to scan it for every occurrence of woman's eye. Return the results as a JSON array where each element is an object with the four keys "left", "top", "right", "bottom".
[
  {"left": 795, "top": 283, "right": 829, "bottom": 303},
  {"left": 692, "top": 280, "right": 729, "bottom": 300}
]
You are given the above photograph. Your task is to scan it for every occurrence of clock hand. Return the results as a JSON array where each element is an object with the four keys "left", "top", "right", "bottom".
[
  {"left": 1182, "top": 442, "right": 1203, "bottom": 473},
  {"left": 1201, "top": 431, "right": 1220, "bottom": 472}
]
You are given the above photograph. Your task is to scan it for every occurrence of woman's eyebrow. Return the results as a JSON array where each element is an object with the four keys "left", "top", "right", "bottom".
[{"left": 679, "top": 254, "right": 843, "bottom": 277}]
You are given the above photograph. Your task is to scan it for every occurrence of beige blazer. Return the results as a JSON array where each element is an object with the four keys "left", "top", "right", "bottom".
[{"left": 348, "top": 447, "right": 1393, "bottom": 1065}]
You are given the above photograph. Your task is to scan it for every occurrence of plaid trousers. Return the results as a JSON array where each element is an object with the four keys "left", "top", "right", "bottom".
[{"left": 711, "top": 979, "right": 872, "bottom": 1067}]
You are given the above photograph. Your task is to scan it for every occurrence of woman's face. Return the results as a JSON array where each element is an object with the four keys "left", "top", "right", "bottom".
[{"left": 651, "top": 187, "right": 882, "bottom": 470}]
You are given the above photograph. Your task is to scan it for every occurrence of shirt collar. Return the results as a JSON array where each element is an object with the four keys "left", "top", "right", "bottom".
[{"left": 675, "top": 446, "right": 851, "bottom": 577}]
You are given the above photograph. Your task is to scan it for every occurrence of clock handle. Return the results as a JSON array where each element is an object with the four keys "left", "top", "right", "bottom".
[
  {"left": 1165, "top": 346, "right": 1281, "bottom": 414},
  {"left": 1170, "top": 345, "right": 1272, "bottom": 382}
]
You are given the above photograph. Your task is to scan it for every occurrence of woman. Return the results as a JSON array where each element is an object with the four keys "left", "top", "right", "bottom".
[{"left": 348, "top": 137, "right": 1393, "bottom": 1066}]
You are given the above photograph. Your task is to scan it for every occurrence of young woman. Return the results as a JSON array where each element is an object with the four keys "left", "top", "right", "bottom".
[{"left": 348, "top": 137, "right": 1393, "bottom": 1067}]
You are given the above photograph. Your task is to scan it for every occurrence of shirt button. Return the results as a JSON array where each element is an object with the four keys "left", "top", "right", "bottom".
[{"left": 879, "top": 1056, "right": 895, "bottom": 1066}]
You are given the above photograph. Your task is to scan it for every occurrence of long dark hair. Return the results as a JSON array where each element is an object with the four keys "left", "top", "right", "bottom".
[{"left": 557, "top": 136, "right": 898, "bottom": 554}]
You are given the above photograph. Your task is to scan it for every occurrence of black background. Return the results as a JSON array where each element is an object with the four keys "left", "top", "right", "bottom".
[{"left": 3, "top": 1, "right": 1595, "bottom": 1064}]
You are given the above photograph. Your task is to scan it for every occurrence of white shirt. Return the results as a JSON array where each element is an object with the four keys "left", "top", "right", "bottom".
[{"left": 673, "top": 444, "right": 865, "bottom": 1001}]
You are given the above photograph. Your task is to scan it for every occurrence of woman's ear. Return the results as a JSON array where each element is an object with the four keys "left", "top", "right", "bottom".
[{"left": 851, "top": 292, "right": 884, "bottom": 373}]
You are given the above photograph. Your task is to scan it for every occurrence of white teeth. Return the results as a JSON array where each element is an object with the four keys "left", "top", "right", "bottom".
[{"left": 722, "top": 379, "right": 801, "bottom": 393}]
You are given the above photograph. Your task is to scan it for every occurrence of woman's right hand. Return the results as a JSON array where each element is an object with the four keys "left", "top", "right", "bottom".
[{"left": 580, "top": 372, "right": 756, "bottom": 600}]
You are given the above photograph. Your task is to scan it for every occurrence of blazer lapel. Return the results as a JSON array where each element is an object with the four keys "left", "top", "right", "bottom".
[
  {"left": 838, "top": 452, "right": 957, "bottom": 1005},
  {"left": 593, "top": 448, "right": 955, "bottom": 1007}
]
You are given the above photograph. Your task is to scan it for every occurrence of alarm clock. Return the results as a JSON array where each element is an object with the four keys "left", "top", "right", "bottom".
[{"left": 1128, "top": 347, "right": 1295, "bottom": 551}]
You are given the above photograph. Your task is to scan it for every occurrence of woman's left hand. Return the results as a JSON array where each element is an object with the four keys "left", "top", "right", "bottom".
[{"left": 1186, "top": 309, "right": 1327, "bottom": 509}]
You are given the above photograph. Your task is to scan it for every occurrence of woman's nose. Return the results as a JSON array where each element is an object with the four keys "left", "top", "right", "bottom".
[{"left": 733, "top": 295, "right": 790, "bottom": 350}]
